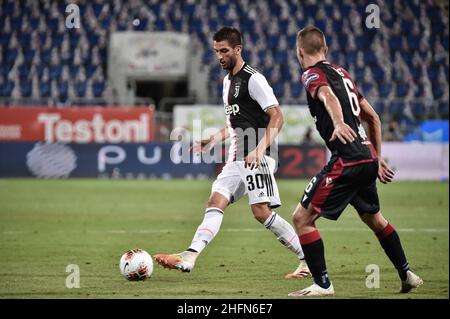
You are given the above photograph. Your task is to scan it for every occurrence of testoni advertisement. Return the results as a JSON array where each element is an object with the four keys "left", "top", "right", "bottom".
[{"left": 0, "top": 107, "right": 154, "bottom": 143}]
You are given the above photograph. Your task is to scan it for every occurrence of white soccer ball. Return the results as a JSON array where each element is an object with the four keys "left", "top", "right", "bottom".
[{"left": 119, "top": 249, "right": 153, "bottom": 281}]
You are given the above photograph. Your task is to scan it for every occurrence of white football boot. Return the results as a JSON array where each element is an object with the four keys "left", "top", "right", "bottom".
[
  {"left": 400, "top": 270, "right": 423, "bottom": 293},
  {"left": 154, "top": 251, "right": 199, "bottom": 273},
  {"left": 288, "top": 282, "right": 335, "bottom": 297}
]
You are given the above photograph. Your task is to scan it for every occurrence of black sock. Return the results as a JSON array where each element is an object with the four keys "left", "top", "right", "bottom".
[
  {"left": 299, "top": 230, "right": 331, "bottom": 289},
  {"left": 376, "top": 223, "right": 410, "bottom": 281}
]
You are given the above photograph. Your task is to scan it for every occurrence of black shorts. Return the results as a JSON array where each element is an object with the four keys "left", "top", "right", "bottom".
[{"left": 300, "top": 157, "right": 380, "bottom": 220}]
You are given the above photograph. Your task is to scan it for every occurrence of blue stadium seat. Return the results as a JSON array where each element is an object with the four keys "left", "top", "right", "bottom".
[
  {"left": 154, "top": 19, "right": 165, "bottom": 31},
  {"left": 172, "top": 19, "right": 183, "bottom": 32},
  {"left": 75, "top": 81, "right": 87, "bottom": 97},
  {"left": 273, "top": 82, "right": 284, "bottom": 97},
  {"left": 433, "top": 84, "right": 444, "bottom": 99},
  {"left": 149, "top": 3, "right": 161, "bottom": 16},
  {"left": 39, "top": 80, "right": 51, "bottom": 97},
  {"left": 6, "top": 48, "right": 18, "bottom": 64},
  {"left": 183, "top": 3, "right": 196, "bottom": 17},
  {"left": 217, "top": 4, "right": 228, "bottom": 17},
  {"left": 35, "top": 64, "right": 45, "bottom": 79},
  {"left": 17, "top": 31, "right": 31, "bottom": 48},
  {"left": 58, "top": 81, "right": 68, "bottom": 99},
  {"left": 411, "top": 102, "right": 426, "bottom": 117},
  {"left": 20, "top": 78, "right": 32, "bottom": 97},
  {"left": 40, "top": 49, "right": 51, "bottom": 64},
  {"left": 267, "top": 35, "right": 279, "bottom": 49},
  {"left": 280, "top": 65, "right": 291, "bottom": 81},
  {"left": 278, "top": 19, "right": 289, "bottom": 34},
  {"left": 379, "top": 82, "right": 391, "bottom": 97},
  {"left": 11, "top": 15, "right": 22, "bottom": 31},
  {"left": 438, "top": 101, "right": 449, "bottom": 118},
  {"left": 189, "top": 19, "right": 202, "bottom": 33},
  {"left": 388, "top": 101, "right": 404, "bottom": 116},
  {"left": 372, "top": 66, "right": 384, "bottom": 81},
  {"left": 93, "top": 80, "right": 105, "bottom": 97},
  {"left": 49, "top": 65, "right": 62, "bottom": 80},
  {"left": 2, "top": 1, "right": 14, "bottom": 16},
  {"left": 23, "top": 49, "right": 35, "bottom": 64},
  {"left": 346, "top": 51, "right": 357, "bottom": 65},
  {"left": 274, "top": 51, "right": 288, "bottom": 64},
  {"left": 291, "top": 83, "right": 302, "bottom": 98},
  {"left": 2, "top": 79, "right": 14, "bottom": 97},
  {"left": 53, "top": 32, "right": 64, "bottom": 48},
  {"left": 18, "top": 64, "right": 29, "bottom": 80},
  {"left": 361, "top": 82, "right": 373, "bottom": 94},
  {"left": 86, "top": 65, "right": 97, "bottom": 79},
  {"left": 396, "top": 82, "right": 409, "bottom": 96}
]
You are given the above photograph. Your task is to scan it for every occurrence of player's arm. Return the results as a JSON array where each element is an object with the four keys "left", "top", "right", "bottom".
[
  {"left": 191, "top": 127, "right": 229, "bottom": 153},
  {"left": 360, "top": 98, "right": 395, "bottom": 183},
  {"left": 317, "top": 86, "right": 357, "bottom": 144},
  {"left": 245, "top": 105, "right": 283, "bottom": 169}
]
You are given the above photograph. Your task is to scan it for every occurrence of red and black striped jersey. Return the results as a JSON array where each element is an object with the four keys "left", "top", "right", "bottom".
[{"left": 301, "top": 60, "right": 377, "bottom": 164}]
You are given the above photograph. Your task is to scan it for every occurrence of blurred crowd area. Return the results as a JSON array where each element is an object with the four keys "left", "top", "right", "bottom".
[{"left": 0, "top": 0, "right": 448, "bottom": 142}]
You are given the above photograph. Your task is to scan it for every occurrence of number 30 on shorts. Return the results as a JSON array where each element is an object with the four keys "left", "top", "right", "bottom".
[{"left": 246, "top": 174, "right": 265, "bottom": 191}]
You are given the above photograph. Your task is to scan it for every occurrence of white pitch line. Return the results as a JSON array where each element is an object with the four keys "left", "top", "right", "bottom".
[
  {"left": 1, "top": 227, "right": 448, "bottom": 235},
  {"left": 98, "top": 227, "right": 448, "bottom": 234}
]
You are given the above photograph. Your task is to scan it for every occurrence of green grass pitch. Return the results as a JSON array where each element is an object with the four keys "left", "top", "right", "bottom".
[{"left": 0, "top": 178, "right": 448, "bottom": 299}]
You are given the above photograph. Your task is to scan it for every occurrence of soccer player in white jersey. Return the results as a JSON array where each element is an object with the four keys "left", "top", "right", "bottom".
[{"left": 154, "top": 27, "right": 310, "bottom": 279}]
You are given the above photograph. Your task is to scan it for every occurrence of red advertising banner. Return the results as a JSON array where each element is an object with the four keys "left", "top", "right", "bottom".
[{"left": 0, "top": 107, "right": 154, "bottom": 143}]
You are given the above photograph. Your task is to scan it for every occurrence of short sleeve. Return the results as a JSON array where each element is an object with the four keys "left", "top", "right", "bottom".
[
  {"left": 301, "top": 68, "right": 329, "bottom": 99},
  {"left": 248, "top": 73, "right": 279, "bottom": 111},
  {"left": 357, "top": 87, "right": 365, "bottom": 103}
]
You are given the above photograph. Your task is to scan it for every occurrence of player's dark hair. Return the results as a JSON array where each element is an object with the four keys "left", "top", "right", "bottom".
[
  {"left": 297, "top": 26, "right": 327, "bottom": 54},
  {"left": 213, "top": 27, "right": 242, "bottom": 48}
]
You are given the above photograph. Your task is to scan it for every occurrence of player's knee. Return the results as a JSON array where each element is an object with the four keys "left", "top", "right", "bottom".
[
  {"left": 251, "top": 203, "right": 271, "bottom": 223},
  {"left": 206, "top": 197, "right": 217, "bottom": 208},
  {"left": 361, "top": 211, "right": 387, "bottom": 232},
  {"left": 292, "top": 206, "right": 307, "bottom": 227},
  {"left": 206, "top": 193, "right": 228, "bottom": 210}
]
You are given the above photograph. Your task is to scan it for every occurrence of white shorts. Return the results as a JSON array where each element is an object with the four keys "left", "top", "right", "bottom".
[{"left": 211, "top": 155, "right": 281, "bottom": 208}]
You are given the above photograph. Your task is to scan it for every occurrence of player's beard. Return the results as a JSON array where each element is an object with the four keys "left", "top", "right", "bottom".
[{"left": 222, "top": 57, "right": 236, "bottom": 72}]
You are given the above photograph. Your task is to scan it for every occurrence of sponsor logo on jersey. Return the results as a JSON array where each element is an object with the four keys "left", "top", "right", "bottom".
[
  {"left": 325, "top": 177, "right": 333, "bottom": 187},
  {"left": 224, "top": 103, "right": 240, "bottom": 115},
  {"left": 303, "top": 73, "right": 319, "bottom": 87}
]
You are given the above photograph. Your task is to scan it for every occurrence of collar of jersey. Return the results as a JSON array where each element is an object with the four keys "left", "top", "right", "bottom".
[
  {"left": 303, "top": 59, "right": 328, "bottom": 71},
  {"left": 228, "top": 61, "right": 246, "bottom": 78}
]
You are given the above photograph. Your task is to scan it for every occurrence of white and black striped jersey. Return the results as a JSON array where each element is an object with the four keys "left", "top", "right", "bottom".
[{"left": 222, "top": 62, "right": 279, "bottom": 162}]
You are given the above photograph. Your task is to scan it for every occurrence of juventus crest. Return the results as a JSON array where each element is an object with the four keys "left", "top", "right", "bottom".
[{"left": 233, "top": 83, "right": 241, "bottom": 98}]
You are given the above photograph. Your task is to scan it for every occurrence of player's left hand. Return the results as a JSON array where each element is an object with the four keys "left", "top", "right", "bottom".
[
  {"left": 330, "top": 122, "right": 357, "bottom": 144},
  {"left": 245, "top": 149, "right": 262, "bottom": 170},
  {"left": 378, "top": 159, "right": 395, "bottom": 184}
]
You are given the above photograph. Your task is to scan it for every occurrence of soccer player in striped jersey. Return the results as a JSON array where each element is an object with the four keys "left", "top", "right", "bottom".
[
  {"left": 155, "top": 27, "right": 310, "bottom": 279},
  {"left": 288, "top": 26, "right": 423, "bottom": 297}
]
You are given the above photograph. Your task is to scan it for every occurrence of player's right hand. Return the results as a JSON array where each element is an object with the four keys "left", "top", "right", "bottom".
[
  {"left": 329, "top": 122, "right": 357, "bottom": 144},
  {"left": 378, "top": 159, "right": 395, "bottom": 184},
  {"left": 190, "top": 138, "right": 213, "bottom": 153}
]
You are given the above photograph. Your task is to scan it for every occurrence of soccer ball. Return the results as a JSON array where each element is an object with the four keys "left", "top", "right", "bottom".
[{"left": 119, "top": 249, "right": 153, "bottom": 281}]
